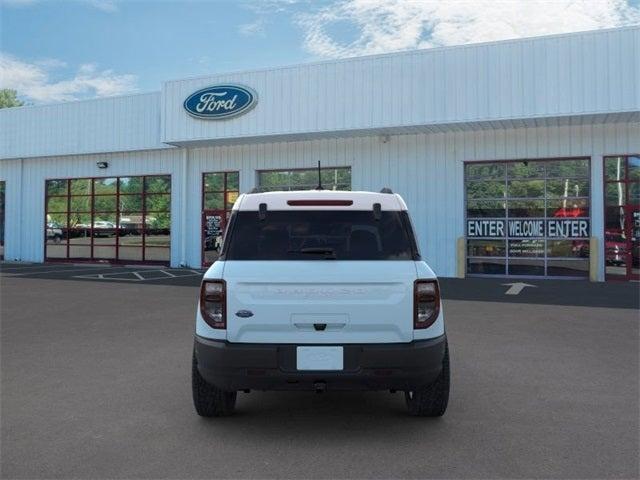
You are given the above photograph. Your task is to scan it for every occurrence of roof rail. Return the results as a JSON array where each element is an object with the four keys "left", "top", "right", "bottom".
[{"left": 380, "top": 187, "right": 393, "bottom": 194}]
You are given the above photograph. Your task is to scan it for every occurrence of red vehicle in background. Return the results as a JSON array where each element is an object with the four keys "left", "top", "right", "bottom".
[
  {"left": 552, "top": 204, "right": 590, "bottom": 257},
  {"left": 605, "top": 229, "right": 627, "bottom": 266},
  {"left": 553, "top": 205, "right": 588, "bottom": 218}
]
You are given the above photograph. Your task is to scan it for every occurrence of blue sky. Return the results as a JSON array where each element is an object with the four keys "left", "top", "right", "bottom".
[{"left": 1, "top": 0, "right": 639, "bottom": 104}]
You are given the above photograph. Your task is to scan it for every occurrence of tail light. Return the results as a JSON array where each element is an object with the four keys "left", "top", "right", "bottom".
[
  {"left": 200, "top": 280, "right": 226, "bottom": 329},
  {"left": 414, "top": 280, "right": 440, "bottom": 329}
]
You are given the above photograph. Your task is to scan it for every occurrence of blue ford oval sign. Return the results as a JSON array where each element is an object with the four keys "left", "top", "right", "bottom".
[{"left": 183, "top": 84, "right": 257, "bottom": 119}]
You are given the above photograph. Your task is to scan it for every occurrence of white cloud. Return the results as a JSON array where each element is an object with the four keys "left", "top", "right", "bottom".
[
  {"left": 296, "top": 0, "right": 640, "bottom": 58},
  {"left": 238, "top": 18, "right": 266, "bottom": 36},
  {"left": 0, "top": 53, "right": 137, "bottom": 103},
  {"left": 34, "top": 58, "right": 68, "bottom": 69}
]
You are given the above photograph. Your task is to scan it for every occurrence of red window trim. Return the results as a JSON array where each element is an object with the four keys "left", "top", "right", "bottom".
[
  {"left": 201, "top": 171, "right": 239, "bottom": 267},
  {"left": 44, "top": 174, "right": 171, "bottom": 265},
  {"left": 603, "top": 154, "right": 640, "bottom": 281}
]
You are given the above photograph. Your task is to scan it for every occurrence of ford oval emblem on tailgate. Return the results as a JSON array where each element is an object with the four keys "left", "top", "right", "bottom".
[{"left": 235, "top": 310, "right": 254, "bottom": 318}]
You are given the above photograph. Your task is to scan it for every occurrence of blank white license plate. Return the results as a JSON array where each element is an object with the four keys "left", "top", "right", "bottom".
[{"left": 296, "top": 346, "right": 344, "bottom": 371}]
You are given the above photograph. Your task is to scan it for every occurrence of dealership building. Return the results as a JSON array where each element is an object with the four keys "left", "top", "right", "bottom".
[{"left": 1, "top": 26, "right": 638, "bottom": 281}]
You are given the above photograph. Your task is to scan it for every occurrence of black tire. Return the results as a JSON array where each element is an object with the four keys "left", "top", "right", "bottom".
[
  {"left": 192, "top": 351, "right": 237, "bottom": 417},
  {"left": 405, "top": 342, "right": 450, "bottom": 417}
]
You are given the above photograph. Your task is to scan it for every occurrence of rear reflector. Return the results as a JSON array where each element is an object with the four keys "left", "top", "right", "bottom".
[{"left": 287, "top": 200, "right": 353, "bottom": 206}]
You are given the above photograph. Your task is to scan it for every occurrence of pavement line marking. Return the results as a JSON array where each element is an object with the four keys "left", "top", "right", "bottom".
[
  {"left": 1, "top": 266, "right": 134, "bottom": 276},
  {"left": 74, "top": 269, "right": 160, "bottom": 279},
  {"left": 127, "top": 272, "right": 202, "bottom": 281},
  {"left": 71, "top": 271, "right": 202, "bottom": 282},
  {"left": 159, "top": 270, "right": 176, "bottom": 277},
  {"left": 502, "top": 282, "right": 537, "bottom": 295},
  {"left": 77, "top": 276, "right": 140, "bottom": 281}
]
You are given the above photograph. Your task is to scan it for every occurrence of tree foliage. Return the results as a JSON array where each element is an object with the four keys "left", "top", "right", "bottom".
[{"left": 0, "top": 89, "right": 24, "bottom": 109}]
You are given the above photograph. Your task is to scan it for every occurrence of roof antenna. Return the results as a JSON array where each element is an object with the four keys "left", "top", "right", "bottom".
[{"left": 316, "top": 161, "right": 324, "bottom": 190}]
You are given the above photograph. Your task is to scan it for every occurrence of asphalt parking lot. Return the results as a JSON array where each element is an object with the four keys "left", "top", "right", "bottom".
[{"left": 1, "top": 263, "right": 638, "bottom": 479}]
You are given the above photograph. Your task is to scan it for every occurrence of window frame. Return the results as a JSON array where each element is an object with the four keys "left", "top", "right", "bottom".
[
  {"left": 201, "top": 171, "right": 240, "bottom": 267},
  {"left": 44, "top": 174, "right": 171, "bottom": 264},
  {"left": 602, "top": 154, "right": 640, "bottom": 281},
  {"left": 464, "top": 157, "right": 592, "bottom": 278},
  {"left": 221, "top": 209, "right": 419, "bottom": 261},
  {"left": 0, "top": 181, "right": 5, "bottom": 260},
  {"left": 256, "top": 166, "right": 352, "bottom": 192}
]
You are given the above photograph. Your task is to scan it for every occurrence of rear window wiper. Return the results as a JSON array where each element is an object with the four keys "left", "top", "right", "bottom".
[{"left": 287, "top": 247, "right": 337, "bottom": 259}]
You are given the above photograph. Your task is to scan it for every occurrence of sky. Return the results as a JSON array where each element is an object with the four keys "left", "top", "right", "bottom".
[{"left": 1, "top": 0, "right": 639, "bottom": 104}]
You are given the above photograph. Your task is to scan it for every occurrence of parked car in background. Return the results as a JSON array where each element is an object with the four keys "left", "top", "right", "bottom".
[
  {"left": 93, "top": 221, "right": 116, "bottom": 237},
  {"left": 46, "top": 222, "right": 63, "bottom": 243}
]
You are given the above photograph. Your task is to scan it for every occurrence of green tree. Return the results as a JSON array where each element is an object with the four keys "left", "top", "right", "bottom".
[{"left": 0, "top": 89, "right": 24, "bottom": 109}]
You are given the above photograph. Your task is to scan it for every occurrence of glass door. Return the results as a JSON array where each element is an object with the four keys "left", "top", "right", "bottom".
[
  {"left": 629, "top": 203, "right": 639, "bottom": 279},
  {"left": 604, "top": 155, "right": 639, "bottom": 280},
  {"left": 202, "top": 210, "right": 228, "bottom": 267},
  {"left": 0, "top": 181, "right": 5, "bottom": 260},
  {"left": 201, "top": 171, "right": 239, "bottom": 267}
]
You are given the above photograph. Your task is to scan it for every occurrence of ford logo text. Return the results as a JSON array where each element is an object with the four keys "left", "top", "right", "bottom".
[{"left": 183, "top": 84, "right": 257, "bottom": 120}]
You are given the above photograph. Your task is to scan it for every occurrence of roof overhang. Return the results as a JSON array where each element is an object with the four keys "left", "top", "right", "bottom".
[{"left": 164, "top": 111, "right": 639, "bottom": 149}]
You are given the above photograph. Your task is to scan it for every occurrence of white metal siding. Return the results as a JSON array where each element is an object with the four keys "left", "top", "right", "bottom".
[
  {"left": 182, "top": 121, "right": 639, "bottom": 279},
  {"left": 2, "top": 27, "right": 638, "bottom": 161},
  {"left": 163, "top": 27, "right": 640, "bottom": 145},
  {"left": 1, "top": 118, "right": 638, "bottom": 280},
  {"left": 0, "top": 149, "right": 185, "bottom": 265},
  {"left": 0, "top": 93, "right": 167, "bottom": 160},
  {"left": 0, "top": 159, "right": 22, "bottom": 259}
]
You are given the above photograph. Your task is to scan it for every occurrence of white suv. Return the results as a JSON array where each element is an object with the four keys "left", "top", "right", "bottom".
[{"left": 192, "top": 189, "right": 449, "bottom": 416}]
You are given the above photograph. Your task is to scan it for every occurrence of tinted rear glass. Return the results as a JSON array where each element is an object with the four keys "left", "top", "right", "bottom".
[{"left": 225, "top": 210, "right": 415, "bottom": 260}]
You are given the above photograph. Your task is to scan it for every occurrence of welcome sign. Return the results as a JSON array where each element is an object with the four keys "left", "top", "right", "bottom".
[
  {"left": 184, "top": 84, "right": 258, "bottom": 119},
  {"left": 467, "top": 219, "right": 590, "bottom": 238}
]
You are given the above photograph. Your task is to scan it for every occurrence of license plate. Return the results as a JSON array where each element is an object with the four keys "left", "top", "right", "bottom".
[{"left": 296, "top": 346, "right": 344, "bottom": 371}]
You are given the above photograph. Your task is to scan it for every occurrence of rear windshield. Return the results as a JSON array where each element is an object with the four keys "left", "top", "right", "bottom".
[{"left": 224, "top": 210, "right": 417, "bottom": 260}]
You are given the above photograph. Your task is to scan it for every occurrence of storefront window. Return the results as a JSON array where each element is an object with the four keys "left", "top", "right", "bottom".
[
  {"left": 45, "top": 175, "right": 171, "bottom": 264},
  {"left": 0, "top": 181, "right": 4, "bottom": 260},
  {"left": 465, "top": 158, "right": 591, "bottom": 277},
  {"left": 257, "top": 167, "right": 351, "bottom": 192},
  {"left": 603, "top": 155, "right": 639, "bottom": 280},
  {"left": 202, "top": 171, "right": 239, "bottom": 266}
]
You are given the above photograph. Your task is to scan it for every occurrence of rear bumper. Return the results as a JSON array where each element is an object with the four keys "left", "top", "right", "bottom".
[{"left": 194, "top": 334, "right": 447, "bottom": 391}]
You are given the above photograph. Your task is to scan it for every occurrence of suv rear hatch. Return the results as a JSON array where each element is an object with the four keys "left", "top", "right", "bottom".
[{"left": 222, "top": 209, "right": 419, "bottom": 344}]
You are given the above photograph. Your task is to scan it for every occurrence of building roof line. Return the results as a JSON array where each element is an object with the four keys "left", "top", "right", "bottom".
[
  {"left": 163, "top": 25, "right": 639, "bottom": 85},
  {"left": 1, "top": 90, "right": 160, "bottom": 112}
]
